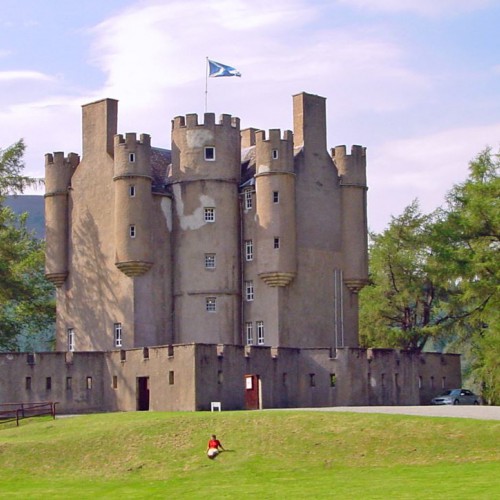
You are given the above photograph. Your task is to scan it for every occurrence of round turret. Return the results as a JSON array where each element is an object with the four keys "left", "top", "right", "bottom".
[
  {"left": 333, "top": 145, "right": 368, "bottom": 293},
  {"left": 44, "top": 152, "right": 79, "bottom": 286},
  {"left": 255, "top": 129, "right": 296, "bottom": 286},
  {"left": 113, "top": 133, "right": 154, "bottom": 277}
]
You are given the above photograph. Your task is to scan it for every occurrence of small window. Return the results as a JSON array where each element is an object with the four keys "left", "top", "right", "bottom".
[
  {"left": 143, "top": 347, "right": 149, "bottom": 359},
  {"left": 245, "top": 240, "right": 253, "bottom": 261},
  {"left": 120, "top": 350, "right": 126, "bottom": 361},
  {"left": 129, "top": 225, "right": 136, "bottom": 238},
  {"left": 395, "top": 373, "right": 399, "bottom": 387},
  {"left": 27, "top": 353, "right": 35, "bottom": 365},
  {"left": 67, "top": 328, "right": 75, "bottom": 352},
  {"left": 309, "top": 374, "right": 316, "bottom": 387},
  {"left": 205, "top": 253, "right": 216, "bottom": 269},
  {"left": 206, "top": 297, "right": 216, "bottom": 312},
  {"left": 113, "top": 376, "right": 118, "bottom": 389},
  {"left": 245, "top": 322, "right": 253, "bottom": 345},
  {"left": 381, "top": 373, "right": 386, "bottom": 387},
  {"left": 282, "top": 372, "right": 287, "bottom": 386},
  {"left": 418, "top": 376, "right": 423, "bottom": 389},
  {"left": 274, "top": 237, "right": 280, "bottom": 249},
  {"left": 330, "top": 373, "right": 337, "bottom": 388},
  {"left": 204, "top": 147, "right": 215, "bottom": 161},
  {"left": 245, "top": 280, "right": 254, "bottom": 301},
  {"left": 273, "top": 191, "right": 279, "bottom": 203},
  {"left": 86, "top": 377, "right": 93, "bottom": 390},
  {"left": 256, "top": 321, "right": 264, "bottom": 345},
  {"left": 25, "top": 377, "right": 32, "bottom": 390},
  {"left": 129, "top": 152, "right": 136, "bottom": 163},
  {"left": 66, "top": 377, "right": 72, "bottom": 391},
  {"left": 204, "top": 208, "right": 215, "bottom": 222},
  {"left": 217, "top": 370, "right": 223, "bottom": 385},
  {"left": 442, "top": 376, "right": 446, "bottom": 389},
  {"left": 46, "top": 377, "right": 52, "bottom": 390},
  {"left": 129, "top": 185, "right": 136, "bottom": 197},
  {"left": 169, "top": 371, "right": 175, "bottom": 385},
  {"left": 272, "top": 149, "right": 279, "bottom": 160},
  {"left": 245, "top": 189, "right": 253, "bottom": 210},
  {"left": 114, "top": 323, "right": 122, "bottom": 348}
]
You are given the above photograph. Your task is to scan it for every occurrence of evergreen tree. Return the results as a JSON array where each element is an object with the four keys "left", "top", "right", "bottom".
[{"left": 0, "top": 140, "right": 55, "bottom": 351}]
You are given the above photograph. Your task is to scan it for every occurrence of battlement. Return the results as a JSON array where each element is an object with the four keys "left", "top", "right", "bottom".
[
  {"left": 114, "top": 133, "right": 151, "bottom": 148},
  {"left": 172, "top": 113, "right": 240, "bottom": 130},
  {"left": 45, "top": 152, "right": 80, "bottom": 168},
  {"left": 331, "top": 145, "right": 366, "bottom": 159},
  {"left": 255, "top": 129, "right": 293, "bottom": 144}
]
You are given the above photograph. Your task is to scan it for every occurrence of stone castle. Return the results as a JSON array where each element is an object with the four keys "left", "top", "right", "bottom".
[{"left": 0, "top": 93, "right": 460, "bottom": 412}]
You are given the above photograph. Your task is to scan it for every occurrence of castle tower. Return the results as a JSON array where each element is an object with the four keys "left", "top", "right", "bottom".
[
  {"left": 255, "top": 129, "right": 297, "bottom": 286},
  {"left": 170, "top": 113, "right": 241, "bottom": 344},
  {"left": 113, "top": 133, "right": 154, "bottom": 277},
  {"left": 44, "top": 152, "right": 79, "bottom": 286},
  {"left": 333, "top": 145, "right": 369, "bottom": 294}
]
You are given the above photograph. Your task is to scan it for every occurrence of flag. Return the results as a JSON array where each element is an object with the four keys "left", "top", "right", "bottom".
[{"left": 208, "top": 59, "right": 241, "bottom": 78}]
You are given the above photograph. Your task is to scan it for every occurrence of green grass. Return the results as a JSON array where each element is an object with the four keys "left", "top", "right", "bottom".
[{"left": 1, "top": 411, "right": 499, "bottom": 498}]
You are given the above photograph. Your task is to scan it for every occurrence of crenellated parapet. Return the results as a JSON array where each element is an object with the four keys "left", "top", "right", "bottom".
[
  {"left": 113, "top": 133, "right": 152, "bottom": 180},
  {"left": 170, "top": 112, "right": 241, "bottom": 184},
  {"left": 333, "top": 145, "right": 367, "bottom": 188},
  {"left": 255, "top": 129, "right": 297, "bottom": 287},
  {"left": 44, "top": 152, "right": 79, "bottom": 287}
]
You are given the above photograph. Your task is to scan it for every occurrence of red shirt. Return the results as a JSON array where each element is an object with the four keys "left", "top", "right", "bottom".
[{"left": 208, "top": 439, "right": 221, "bottom": 449}]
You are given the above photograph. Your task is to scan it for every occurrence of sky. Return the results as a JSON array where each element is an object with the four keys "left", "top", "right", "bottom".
[{"left": 1, "top": 0, "right": 500, "bottom": 231}]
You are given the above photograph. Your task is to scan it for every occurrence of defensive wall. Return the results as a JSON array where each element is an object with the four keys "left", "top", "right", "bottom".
[{"left": 0, "top": 345, "right": 460, "bottom": 413}]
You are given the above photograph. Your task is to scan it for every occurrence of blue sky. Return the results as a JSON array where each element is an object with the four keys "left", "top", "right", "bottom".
[{"left": 1, "top": 0, "right": 500, "bottom": 231}]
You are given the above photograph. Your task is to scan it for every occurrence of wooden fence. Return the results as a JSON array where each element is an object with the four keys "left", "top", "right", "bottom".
[{"left": 0, "top": 402, "right": 58, "bottom": 427}]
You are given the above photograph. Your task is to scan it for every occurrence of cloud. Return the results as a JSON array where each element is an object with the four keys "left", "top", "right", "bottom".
[
  {"left": 336, "top": 0, "right": 494, "bottom": 17},
  {"left": 367, "top": 122, "right": 500, "bottom": 231},
  {"left": 0, "top": 70, "right": 54, "bottom": 82}
]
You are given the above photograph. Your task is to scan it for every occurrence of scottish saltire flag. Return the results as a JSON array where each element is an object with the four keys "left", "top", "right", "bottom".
[{"left": 208, "top": 59, "right": 241, "bottom": 77}]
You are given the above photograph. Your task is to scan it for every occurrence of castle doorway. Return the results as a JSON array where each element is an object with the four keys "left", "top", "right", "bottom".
[
  {"left": 245, "top": 374, "right": 262, "bottom": 410},
  {"left": 136, "top": 377, "right": 150, "bottom": 411}
]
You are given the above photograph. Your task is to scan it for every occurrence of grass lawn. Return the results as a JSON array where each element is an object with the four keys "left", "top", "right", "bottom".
[{"left": 0, "top": 410, "right": 499, "bottom": 499}]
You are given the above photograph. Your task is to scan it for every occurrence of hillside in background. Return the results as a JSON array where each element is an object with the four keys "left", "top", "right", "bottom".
[{"left": 4, "top": 195, "right": 44, "bottom": 239}]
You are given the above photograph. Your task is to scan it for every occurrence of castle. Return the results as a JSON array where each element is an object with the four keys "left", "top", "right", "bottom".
[{"left": 0, "top": 93, "right": 460, "bottom": 412}]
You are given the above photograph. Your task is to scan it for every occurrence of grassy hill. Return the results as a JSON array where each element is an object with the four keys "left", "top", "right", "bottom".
[
  {"left": 4, "top": 195, "right": 45, "bottom": 239},
  {"left": 1, "top": 410, "right": 499, "bottom": 499}
]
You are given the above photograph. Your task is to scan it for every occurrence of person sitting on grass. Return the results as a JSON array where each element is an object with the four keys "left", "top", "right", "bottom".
[{"left": 206, "top": 434, "right": 225, "bottom": 459}]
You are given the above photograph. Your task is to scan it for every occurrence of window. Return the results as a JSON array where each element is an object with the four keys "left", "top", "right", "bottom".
[
  {"left": 418, "top": 376, "right": 423, "bottom": 389},
  {"left": 217, "top": 370, "right": 223, "bottom": 385},
  {"left": 442, "top": 376, "right": 446, "bottom": 389},
  {"left": 330, "top": 373, "right": 337, "bottom": 388},
  {"left": 169, "top": 371, "right": 175, "bottom": 385},
  {"left": 86, "top": 377, "right": 93, "bottom": 390},
  {"left": 129, "top": 225, "right": 136, "bottom": 238},
  {"left": 245, "top": 280, "right": 254, "bottom": 301},
  {"left": 206, "top": 297, "right": 216, "bottom": 312},
  {"left": 204, "top": 147, "right": 215, "bottom": 161},
  {"left": 245, "top": 189, "right": 253, "bottom": 210},
  {"left": 129, "top": 152, "right": 136, "bottom": 163},
  {"left": 273, "top": 191, "right": 279, "bottom": 203},
  {"left": 274, "top": 237, "right": 280, "bottom": 249},
  {"left": 113, "top": 376, "right": 118, "bottom": 389},
  {"left": 205, "top": 253, "right": 216, "bottom": 269},
  {"left": 25, "top": 377, "right": 32, "bottom": 390},
  {"left": 204, "top": 207, "right": 215, "bottom": 222},
  {"left": 282, "top": 373, "right": 287, "bottom": 386},
  {"left": 67, "top": 328, "right": 75, "bottom": 352},
  {"left": 129, "top": 185, "right": 136, "bottom": 197},
  {"left": 272, "top": 149, "right": 279, "bottom": 160},
  {"left": 143, "top": 347, "right": 149, "bottom": 359},
  {"left": 256, "top": 321, "right": 264, "bottom": 345},
  {"left": 245, "top": 322, "right": 253, "bottom": 345},
  {"left": 66, "top": 377, "right": 72, "bottom": 391},
  {"left": 309, "top": 374, "right": 316, "bottom": 387},
  {"left": 46, "top": 377, "right": 52, "bottom": 390},
  {"left": 245, "top": 240, "right": 253, "bottom": 261},
  {"left": 114, "top": 323, "right": 122, "bottom": 348}
]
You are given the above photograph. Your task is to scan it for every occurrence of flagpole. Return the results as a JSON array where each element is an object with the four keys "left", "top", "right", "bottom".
[{"left": 205, "top": 57, "right": 209, "bottom": 113}]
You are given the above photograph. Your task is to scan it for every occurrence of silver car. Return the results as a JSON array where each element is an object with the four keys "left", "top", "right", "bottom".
[{"left": 431, "top": 388, "right": 481, "bottom": 405}]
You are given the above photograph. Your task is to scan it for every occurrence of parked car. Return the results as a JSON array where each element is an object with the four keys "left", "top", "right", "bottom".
[{"left": 431, "top": 389, "right": 481, "bottom": 405}]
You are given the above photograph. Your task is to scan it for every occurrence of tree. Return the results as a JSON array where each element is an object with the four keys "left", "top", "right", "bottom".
[
  {"left": 359, "top": 201, "right": 449, "bottom": 351},
  {"left": 431, "top": 148, "right": 499, "bottom": 403},
  {"left": 0, "top": 140, "right": 55, "bottom": 351}
]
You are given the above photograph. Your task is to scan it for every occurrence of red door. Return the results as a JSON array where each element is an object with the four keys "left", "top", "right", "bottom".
[{"left": 245, "top": 374, "right": 260, "bottom": 410}]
